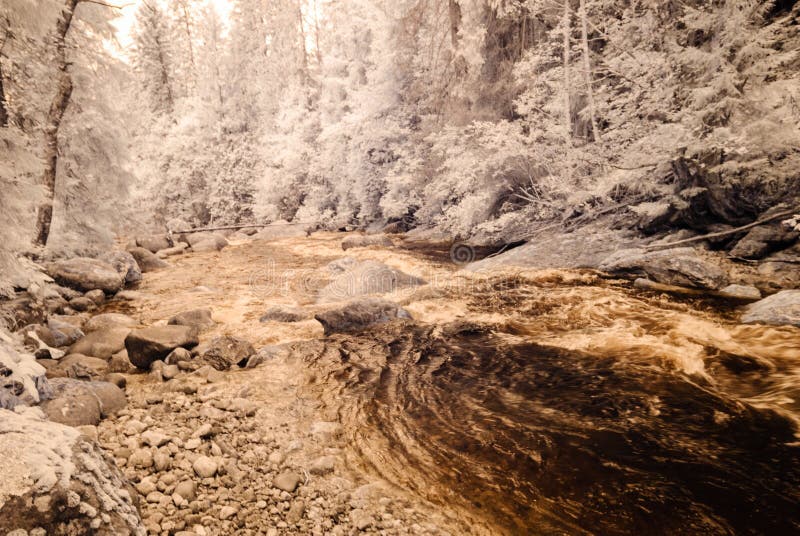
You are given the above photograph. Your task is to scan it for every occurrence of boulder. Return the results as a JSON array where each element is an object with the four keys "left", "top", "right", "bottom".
[
  {"left": 259, "top": 305, "right": 308, "bottom": 323},
  {"left": 165, "top": 347, "right": 192, "bottom": 365},
  {"left": 168, "top": 308, "right": 215, "bottom": 331},
  {"left": 253, "top": 222, "right": 309, "bottom": 240},
  {"left": 69, "top": 327, "right": 131, "bottom": 360},
  {"left": 341, "top": 234, "right": 393, "bottom": 250},
  {"left": 598, "top": 247, "right": 728, "bottom": 290},
  {"left": 0, "top": 409, "right": 145, "bottom": 535},
  {"left": 84, "top": 289, "right": 106, "bottom": 305},
  {"left": 49, "top": 354, "right": 109, "bottom": 380},
  {"left": 729, "top": 223, "right": 799, "bottom": 260},
  {"left": 68, "top": 296, "right": 95, "bottom": 312},
  {"left": 108, "top": 350, "right": 134, "bottom": 373},
  {"left": 47, "top": 258, "right": 125, "bottom": 293},
  {"left": 718, "top": 284, "right": 762, "bottom": 301},
  {"left": 127, "top": 247, "right": 168, "bottom": 273},
  {"left": 23, "top": 323, "right": 81, "bottom": 348},
  {"left": 317, "top": 260, "right": 426, "bottom": 303},
  {"left": 41, "top": 378, "right": 126, "bottom": 426},
  {"left": 97, "top": 251, "right": 143, "bottom": 286},
  {"left": 191, "top": 239, "right": 227, "bottom": 253},
  {"left": 124, "top": 326, "right": 199, "bottom": 370},
  {"left": 315, "top": 299, "right": 412, "bottom": 336},
  {"left": 84, "top": 313, "right": 139, "bottom": 333},
  {"left": 755, "top": 261, "right": 800, "bottom": 292},
  {"left": 741, "top": 290, "right": 800, "bottom": 327},
  {"left": 183, "top": 232, "right": 228, "bottom": 248},
  {"left": 200, "top": 336, "right": 255, "bottom": 371},
  {"left": 326, "top": 257, "right": 357, "bottom": 275},
  {"left": 156, "top": 243, "right": 188, "bottom": 258},
  {"left": 136, "top": 234, "right": 172, "bottom": 253}
]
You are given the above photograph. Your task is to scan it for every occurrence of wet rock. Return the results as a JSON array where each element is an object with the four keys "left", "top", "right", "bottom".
[
  {"left": 47, "top": 257, "right": 126, "bottom": 293},
  {"left": 718, "top": 284, "right": 762, "bottom": 301},
  {"left": 69, "top": 327, "right": 131, "bottom": 360},
  {"left": 315, "top": 299, "right": 412, "bottom": 335},
  {"left": 599, "top": 247, "right": 728, "bottom": 290},
  {"left": 272, "top": 471, "right": 302, "bottom": 493},
  {"left": 84, "top": 313, "right": 139, "bottom": 333},
  {"left": 125, "top": 326, "right": 199, "bottom": 370},
  {"left": 317, "top": 260, "right": 426, "bottom": 302},
  {"left": 127, "top": 247, "right": 168, "bottom": 273},
  {"left": 168, "top": 308, "right": 215, "bottom": 331},
  {"left": 41, "top": 378, "right": 126, "bottom": 426},
  {"left": 259, "top": 305, "right": 308, "bottom": 323},
  {"left": 68, "top": 296, "right": 95, "bottom": 312},
  {"left": 97, "top": 250, "right": 143, "bottom": 286},
  {"left": 75, "top": 327, "right": 134, "bottom": 362},
  {"left": 200, "top": 336, "right": 255, "bottom": 371},
  {"left": 193, "top": 456, "right": 218, "bottom": 478},
  {"left": 341, "top": 234, "right": 393, "bottom": 250},
  {"left": 137, "top": 234, "right": 173, "bottom": 253},
  {"left": 0, "top": 409, "right": 144, "bottom": 535},
  {"left": 741, "top": 290, "right": 800, "bottom": 327}
]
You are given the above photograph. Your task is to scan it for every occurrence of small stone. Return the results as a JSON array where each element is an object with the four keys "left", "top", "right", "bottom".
[
  {"left": 193, "top": 455, "right": 218, "bottom": 478},
  {"left": 286, "top": 500, "right": 306, "bottom": 524},
  {"left": 163, "top": 364, "right": 180, "bottom": 380},
  {"left": 219, "top": 506, "right": 238, "bottom": 520},
  {"left": 185, "top": 437, "right": 202, "bottom": 450},
  {"left": 166, "top": 347, "right": 193, "bottom": 365},
  {"left": 268, "top": 451, "right": 285, "bottom": 465},
  {"left": 309, "top": 456, "right": 335, "bottom": 475},
  {"left": 129, "top": 448, "right": 154, "bottom": 468},
  {"left": 141, "top": 430, "right": 170, "bottom": 447},
  {"left": 273, "top": 471, "right": 302, "bottom": 493},
  {"left": 136, "top": 477, "right": 157, "bottom": 495},
  {"left": 154, "top": 451, "right": 172, "bottom": 471},
  {"left": 192, "top": 423, "right": 214, "bottom": 439},
  {"left": 175, "top": 480, "right": 197, "bottom": 501}
]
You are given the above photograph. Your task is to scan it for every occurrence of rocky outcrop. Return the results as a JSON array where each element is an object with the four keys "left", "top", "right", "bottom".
[
  {"left": 598, "top": 247, "right": 729, "bottom": 290},
  {"left": 126, "top": 247, "right": 168, "bottom": 273},
  {"left": 341, "top": 234, "right": 393, "bottom": 250},
  {"left": 0, "top": 408, "right": 144, "bottom": 535},
  {"left": 124, "top": 326, "right": 199, "bottom": 370},
  {"left": 315, "top": 298, "right": 411, "bottom": 335},
  {"left": 200, "top": 336, "right": 255, "bottom": 371},
  {"left": 97, "top": 251, "right": 143, "bottom": 286},
  {"left": 317, "top": 260, "right": 426, "bottom": 303},
  {"left": 741, "top": 290, "right": 800, "bottom": 327},
  {"left": 47, "top": 258, "right": 125, "bottom": 293},
  {"left": 41, "top": 378, "right": 126, "bottom": 426}
]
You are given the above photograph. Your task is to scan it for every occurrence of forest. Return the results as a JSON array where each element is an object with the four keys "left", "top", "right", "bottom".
[{"left": 0, "top": 0, "right": 799, "bottom": 534}]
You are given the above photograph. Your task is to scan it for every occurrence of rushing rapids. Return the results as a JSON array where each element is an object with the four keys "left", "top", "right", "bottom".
[{"left": 101, "top": 233, "right": 800, "bottom": 534}]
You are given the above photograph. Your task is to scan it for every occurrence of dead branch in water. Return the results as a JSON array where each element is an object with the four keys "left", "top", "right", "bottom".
[
  {"left": 645, "top": 208, "right": 799, "bottom": 250},
  {"left": 170, "top": 222, "right": 310, "bottom": 234}
]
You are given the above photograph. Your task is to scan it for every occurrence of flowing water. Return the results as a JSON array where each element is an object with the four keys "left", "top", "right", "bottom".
[{"left": 117, "top": 234, "right": 800, "bottom": 535}]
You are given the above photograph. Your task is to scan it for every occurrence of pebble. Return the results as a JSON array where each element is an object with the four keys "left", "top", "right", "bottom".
[
  {"left": 309, "top": 456, "right": 335, "bottom": 475},
  {"left": 141, "top": 430, "right": 170, "bottom": 447},
  {"left": 286, "top": 500, "right": 306, "bottom": 524},
  {"left": 129, "top": 448, "right": 154, "bottom": 468},
  {"left": 175, "top": 480, "right": 197, "bottom": 501},
  {"left": 193, "top": 455, "right": 218, "bottom": 478},
  {"left": 272, "top": 471, "right": 302, "bottom": 493}
]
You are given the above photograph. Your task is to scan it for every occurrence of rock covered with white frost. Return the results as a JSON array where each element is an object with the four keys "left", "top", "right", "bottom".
[{"left": 0, "top": 408, "right": 145, "bottom": 535}]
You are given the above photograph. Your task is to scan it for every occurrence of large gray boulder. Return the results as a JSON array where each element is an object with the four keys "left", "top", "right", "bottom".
[
  {"left": 0, "top": 408, "right": 144, "bottom": 535},
  {"left": 84, "top": 313, "right": 139, "bottom": 333},
  {"left": 48, "top": 354, "right": 110, "bottom": 380},
  {"left": 341, "top": 234, "right": 393, "bottom": 250},
  {"left": 742, "top": 290, "right": 800, "bottom": 327},
  {"left": 41, "top": 378, "right": 126, "bottom": 426},
  {"left": 127, "top": 247, "right": 168, "bottom": 273},
  {"left": 69, "top": 327, "right": 131, "bottom": 360},
  {"left": 598, "top": 247, "right": 729, "bottom": 290},
  {"left": 200, "top": 336, "right": 255, "bottom": 371},
  {"left": 317, "top": 260, "right": 426, "bottom": 303},
  {"left": 97, "top": 250, "right": 143, "bottom": 286},
  {"left": 315, "top": 298, "right": 411, "bottom": 336},
  {"left": 47, "top": 258, "right": 125, "bottom": 293},
  {"left": 124, "top": 326, "right": 199, "bottom": 369}
]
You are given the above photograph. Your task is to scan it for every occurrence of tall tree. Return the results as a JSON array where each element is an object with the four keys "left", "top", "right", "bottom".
[
  {"left": 133, "top": 2, "right": 175, "bottom": 114},
  {"left": 34, "top": 0, "right": 79, "bottom": 246}
]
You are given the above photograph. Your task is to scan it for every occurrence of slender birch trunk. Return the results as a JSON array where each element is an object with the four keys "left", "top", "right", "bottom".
[{"left": 579, "top": 0, "right": 601, "bottom": 142}]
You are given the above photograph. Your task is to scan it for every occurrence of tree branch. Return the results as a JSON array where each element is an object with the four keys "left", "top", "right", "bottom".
[{"left": 79, "top": 0, "right": 135, "bottom": 9}]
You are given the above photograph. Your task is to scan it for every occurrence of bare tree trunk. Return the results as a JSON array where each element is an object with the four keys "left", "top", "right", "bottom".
[
  {"left": 312, "top": 0, "right": 322, "bottom": 65},
  {"left": 296, "top": 1, "right": 309, "bottom": 86},
  {"left": 579, "top": 0, "right": 601, "bottom": 142},
  {"left": 34, "top": 0, "right": 79, "bottom": 247},
  {"left": 178, "top": 0, "right": 196, "bottom": 92},
  {"left": 0, "top": 22, "right": 9, "bottom": 128},
  {"left": 562, "top": 0, "right": 571, "bottom": 143},
  {"left": 156, "top": 43, "right": 174, "bottom": 112},
  {"left": 448, "top": 0, "right": 461, "bottom": 47}
]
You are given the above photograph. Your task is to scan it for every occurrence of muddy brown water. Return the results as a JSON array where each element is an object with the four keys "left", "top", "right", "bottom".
[{"left": 111, "top": 233, "right": 800, "bottom": 535}]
